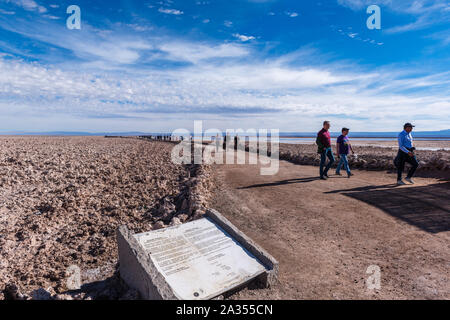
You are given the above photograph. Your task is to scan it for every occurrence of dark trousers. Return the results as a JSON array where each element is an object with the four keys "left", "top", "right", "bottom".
[
  {"left": 320, "top": 148, "right": 335, "bottom": 177},
  {"left": 397, "top": 150, "right": 419, "bottom": 180}
]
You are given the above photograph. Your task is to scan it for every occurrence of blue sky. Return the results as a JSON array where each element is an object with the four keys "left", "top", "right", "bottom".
[{"left": 0, "top": 0, "right": 449, "bottom": 132}]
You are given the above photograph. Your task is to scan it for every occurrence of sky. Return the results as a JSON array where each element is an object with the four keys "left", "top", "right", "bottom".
[{"left": 0, "top": 0, "right": 449, "bottom": 133}]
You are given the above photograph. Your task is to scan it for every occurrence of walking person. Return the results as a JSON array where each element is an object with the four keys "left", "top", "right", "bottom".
[
  {"left": 335, "top": 127, "right": 354, "bottom": 178},
  {"left": 316, "top": 121, "right": 335, "bottom": 180},
  {"left": 396, "top": 123, "right": 419, "bottom": 185}
]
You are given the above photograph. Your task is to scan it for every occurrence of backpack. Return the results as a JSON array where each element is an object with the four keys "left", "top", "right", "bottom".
[{"left": 316, "top": 136, "right": 324, "bottom": 154}]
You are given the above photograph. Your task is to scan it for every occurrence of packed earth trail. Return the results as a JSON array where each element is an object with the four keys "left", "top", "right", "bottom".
[{"left": 210, "top": 157, "right": 450, "bottom": 299}]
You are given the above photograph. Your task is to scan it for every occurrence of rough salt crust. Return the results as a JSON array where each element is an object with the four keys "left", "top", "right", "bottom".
[{"left": 0, "top": 136, "right": 213, "bottom": 300}]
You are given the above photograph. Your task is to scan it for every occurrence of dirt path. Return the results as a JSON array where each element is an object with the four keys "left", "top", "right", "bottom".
[{"left": 210, "top": 157, "right": 450, "bottom": 299}]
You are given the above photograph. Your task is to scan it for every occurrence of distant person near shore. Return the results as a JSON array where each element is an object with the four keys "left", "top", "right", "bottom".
[
  {"left": 335, "top": 127, "right": 354, "bottom": 178},
  {"left": 396, "top": 123, "right": 419, "bottom": 185},
  {"left": 316, "top": 121, "right": 335, "bottom": 180}
]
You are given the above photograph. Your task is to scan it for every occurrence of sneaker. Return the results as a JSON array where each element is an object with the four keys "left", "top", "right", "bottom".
[
  {"left": 335, "top": 172, "right": 342, "bottom": 176},
  {"left": 324, "top": 173, "right": 330, "bottom": 178},
  {"left": 405, "top": 177, "right": 415, "bottom": 184},
  {"left": 320, "top": 176, "right": 328, "bottom": 180},
  {"left": 347, "top": 172, "right": 352, "bottom": 178},
  {"left": 397, "top": 180, "right": 406, "bottom": 185}
]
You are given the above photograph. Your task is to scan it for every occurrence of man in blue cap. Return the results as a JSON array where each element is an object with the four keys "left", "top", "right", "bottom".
[{"left": 396, "top": 123, "right": 419, "bottom": 185}]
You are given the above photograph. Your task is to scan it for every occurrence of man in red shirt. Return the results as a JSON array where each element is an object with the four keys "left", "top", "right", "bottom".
[{"left": 316, "top": 121, "right": 335, "bottom": 180}]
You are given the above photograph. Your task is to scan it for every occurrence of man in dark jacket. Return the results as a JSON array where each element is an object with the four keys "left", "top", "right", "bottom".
[{"left": 316, "top": 121, "right": 335, "bottom": 180}]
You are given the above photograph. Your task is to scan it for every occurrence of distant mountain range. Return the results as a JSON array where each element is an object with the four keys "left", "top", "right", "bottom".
[
  {"left": 0, "top": 131, "right": 150, "bottom": 136},
  {"left": 1, "top": 129, "right": 450, "bottom": 138}
]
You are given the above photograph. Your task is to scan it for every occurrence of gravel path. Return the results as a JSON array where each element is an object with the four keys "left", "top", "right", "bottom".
[{"left": 210, "top": 156, "right": 450, "bottom": 299}]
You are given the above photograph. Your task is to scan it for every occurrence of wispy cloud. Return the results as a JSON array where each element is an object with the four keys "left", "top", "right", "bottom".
[
  {"left": 285, "top": 11, "right": 298, "bottom": 17},
  {"left": 233, "top": 33, "right": 255, "bottom": 42},
  {"left": 0, "top": 18, "right": 154, "bottom": 65},
  {"left": 428, "top": 29, "right": 450, "bottom": 46},
  {"left": 43, "top": 14, "right": 59, "bottom": 20},
  {"left": 7, "top": 0, "right": 47, "bottom": 13},
  {"left": 158, "top": 41, "right": 249, "bottom": 63},
  {"left": 0, "top": 0, "right": 448, "bottom": 131},
  {"left": 338, "top": 0, "right": 450, "bottom": 33},
  {"left": 337, "top": 0, "right": 391, "bottom": 11},
  {"left": 334, "top": 28, "right": 383, "bottom": 46},
  {"left": 158, "top": 7, "right": 184, "bottom": 15},
  {"left": 0, "top": 8, "right": 15, "bottom": 14},
  {"left": 1, "top": 42, "right": 448, "bottom": 130}
]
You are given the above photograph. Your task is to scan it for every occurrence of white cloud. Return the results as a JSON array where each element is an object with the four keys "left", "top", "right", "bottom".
[
  {"left": 338, "top": 0, "right": 450, "bottom": 33},
  {"left": 43, "top": 14, "right": 60, "bottom": 20},
  {"left": 385, "top": 15, "right": 431, "bottom": 33},
  {"left": 8, "top": 0, "right": 47, "bottom": 13},
  {"left": 126, "top": 24, "right": 153, "bottom": 32},
  {"left": 1, "top": 45, "right": 448, "bottom": 131},
  {"left": 233, "top": 33, "right": 256, "bottom": 42},
  {"left": 158, "top": 42, "right": 249, "bottom": 63},
  {"left": 286, "top": 11, "right": 298, "bottom": 17},
  {"left": 0, "top": 19, "right": 154, "bottom": 65},
  {"left": 158, "top": 7, "right": 183, "bottom": 15},
  {"left": 224, "top": 20, "right": 233, "bottom": 27},
  {"left": 0, "top": 8, "right": 15, "bottom": 14},
  {"left": 335, "top": 28, "right": 382, "bottom": 46},
  {"left": 337, "top": 0, "right": 391, "bottom": 10},
  {"left": 0, "top": 16, "right": 251, "bottom": 65},
  {"left": 428, "top": 30, "right": 450, "bottom": 46},
  {"left": 0, "top": 7, "right": 448, "bottom": 131}
]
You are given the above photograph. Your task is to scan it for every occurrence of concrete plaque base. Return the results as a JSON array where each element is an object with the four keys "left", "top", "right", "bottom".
[{"left": 117, "top": 209, "right": 278, "bottom": 300}]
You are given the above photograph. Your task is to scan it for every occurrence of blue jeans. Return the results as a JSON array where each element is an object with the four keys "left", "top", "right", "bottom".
[
  {"left": 336, "top": 154, "right": 351, "bottom": 175},
  {"left": 320, "top": 148, "right": 335, "bottom": 177}
]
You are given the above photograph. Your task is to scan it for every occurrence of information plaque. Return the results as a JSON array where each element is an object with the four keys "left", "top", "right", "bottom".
[{"left": 134, "top": 217, "right": 266, "bottom": 300}]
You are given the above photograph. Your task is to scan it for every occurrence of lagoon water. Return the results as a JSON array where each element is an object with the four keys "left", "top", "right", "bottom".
[{"left": 194, "top": 136, "right": 450, "bottom": 151}]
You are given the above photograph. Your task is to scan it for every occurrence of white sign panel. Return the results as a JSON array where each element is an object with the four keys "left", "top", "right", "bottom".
[{"left": 134, "top": 217, "right": 266, "bottom": 300}]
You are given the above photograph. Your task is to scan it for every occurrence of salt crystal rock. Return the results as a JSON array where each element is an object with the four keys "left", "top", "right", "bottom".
[
  {"left": 4, "top": 284, "right": 28, "bottom": 300},
  {"left": 177, "top": 214, "right": 189, "bottom": 222},
  {"left": 54, "top": 294, "right": 74, "bottom": 300},
  {"left": 73, "top": 293, "right": 85, "bottom": 300},
  {"left": 192, "top": 211, "right": 204, "bottom": 220},
  {"left": 31, "top": 288, "right": 53, "bottom": 300},
  {"left": 0, "top": 138, "right": 217, "bottom": 299},
  {"left": 170, "top": 217, "right": 182, "bottom": 226},
  {"left": 152, "top": 221, "right": 166, "bottom": 230}
]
